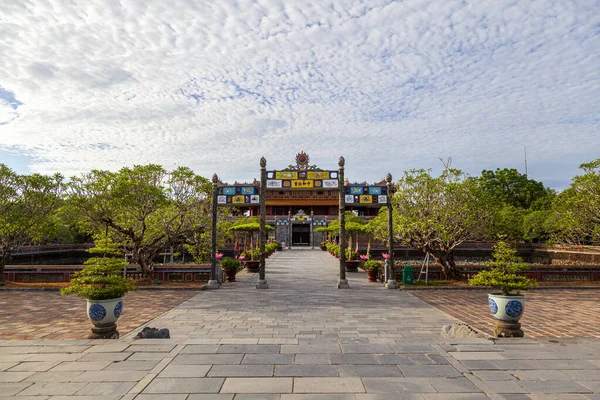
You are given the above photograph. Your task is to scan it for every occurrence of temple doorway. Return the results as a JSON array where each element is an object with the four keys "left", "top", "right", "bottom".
[{"left": 292, "top": 224, "right": 310, "bottom": 246}]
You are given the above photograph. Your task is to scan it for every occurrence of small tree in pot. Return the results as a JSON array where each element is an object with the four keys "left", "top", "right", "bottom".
[
  {"left": 469, "top": 240, "right": 537, "bottom": 337},
  {"left": 220, "top": 256, "right": 241, "bottom": 282},
  {"left": 362, "top": 259, "right": 382, "bottom": 282},
  {"left": 61, "top": 257, "right": 137, "bottom": 339}
]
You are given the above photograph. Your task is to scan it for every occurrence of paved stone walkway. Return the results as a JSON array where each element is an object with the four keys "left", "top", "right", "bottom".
[{"left": 0, "top": 248, "right": 599, "bottom": 399}]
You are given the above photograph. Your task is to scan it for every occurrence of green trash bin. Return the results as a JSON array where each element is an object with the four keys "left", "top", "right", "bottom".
[{"left": 402, "top": 265, "right": 414, "bottom": 284}]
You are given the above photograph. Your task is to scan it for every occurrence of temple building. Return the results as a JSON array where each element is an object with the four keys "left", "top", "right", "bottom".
[{"left": 217, "top": 152, "right": 389, "bottom": 246}]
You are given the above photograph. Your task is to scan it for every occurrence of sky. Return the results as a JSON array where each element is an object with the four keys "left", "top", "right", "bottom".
[{"left": 0, "top": 0, "right": 598, "bottom": 190}]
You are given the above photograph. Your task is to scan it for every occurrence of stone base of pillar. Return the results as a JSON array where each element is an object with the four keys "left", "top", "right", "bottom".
[
  {"left": 494, "top": 321, "right": 524, "bottom": 338},
  {"left": 256, "top": 280, "right": 269, "bottom": 289},
  {"left": 385, "top": 280, "right": 398, "bottom": 289},
  {"left": 337, "top": 279, "right": 350, "bottom": 289},
  {"left": 206, "top": 280, "right": 220, "bottom": 289},
  {"left": 89, "top": 324, "right": 119, "bottom": 339}
]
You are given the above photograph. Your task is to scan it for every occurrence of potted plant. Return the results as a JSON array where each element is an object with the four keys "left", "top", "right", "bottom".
[
  {"left": 61, "top": 257, "right": 137, "bottom": 339},
  {"left": 345, "top": 249, "right": 360, "bottom": 272},
  {"left": 469, "top": 240, "right": 537, "bottom": 337},
  {"left": 220, "top": 256, "right": 241, "bottom": 282},
  {"left": 362, "top": 259, "right": 382, "bottom": 282},
  {"left": 319, "top": 242, "right": 327, "bottom": 251}
]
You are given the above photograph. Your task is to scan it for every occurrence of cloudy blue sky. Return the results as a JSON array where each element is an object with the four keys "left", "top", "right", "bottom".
[{"left": 0, "top": 0, "right": 598, "bottom": 189}]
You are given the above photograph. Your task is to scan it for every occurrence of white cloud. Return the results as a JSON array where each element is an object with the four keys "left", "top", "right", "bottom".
[{"left": 0, "top": 0, "right": 598, "bottom": 189}]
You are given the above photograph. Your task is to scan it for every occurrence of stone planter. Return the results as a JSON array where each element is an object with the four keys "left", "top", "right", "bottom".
[
  {"left": 244, "top": 260, "right": 260, "bottom": 272},
  {"left": 86, "top": 297, "right": 123, "bottom": 339},
  {"left": 488, "top": 293, "right": 525, "bottom": 337},
  {"left": 225, "top": 269, "right": 237, "bottom": 282},
  {"left": 345, "top": 260, "right": 360, "bottom": 272},
  {"left": 366, "top": 270, "right": 378, "bottom": 282}
]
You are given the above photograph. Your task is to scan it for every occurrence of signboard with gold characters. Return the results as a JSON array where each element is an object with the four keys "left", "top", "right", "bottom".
[
  {"left": 345, "top": 185, "right": 388, "bottom": 204},
  {"left": 217, "top": 186, "right": 259, "bottom": 205},
  {"left": 266, "top": 152, "right": 338, "bottom": 190}
]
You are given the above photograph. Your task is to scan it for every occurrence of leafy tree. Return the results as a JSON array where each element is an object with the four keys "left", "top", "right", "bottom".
[
  {"left": 548, "top": 158, "right": 600, "bottom": 245},
  {"left": 390, "top": 167, "right": 494, "bottom": 279},
  {"left": 184, "top": 220, "right": 232, "bottom": 263},
  {"left": 478, "top": 168, "right": 553, "bottom": 209},
  {"left": 0, "top": 164, "right": 64, "bottom": 280},
  {"left": 67, "top": 164, "right": 211, "bottom": 278},
  {"left": 228, "top": 217, "right": 274, "bottom": 261},
  {"left": 321, "top": 212, "right": 368, "bottom": 252},
  {"left": 470, "top": 240, "right": 537, "bottom": 295}
]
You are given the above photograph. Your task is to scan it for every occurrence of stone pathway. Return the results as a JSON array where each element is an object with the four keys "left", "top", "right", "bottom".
[{"left": 0, "top": 248, "right": 599, "bottom": 399}]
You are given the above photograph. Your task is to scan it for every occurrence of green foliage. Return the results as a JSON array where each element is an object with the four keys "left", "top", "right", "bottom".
[
  {"left": 66, "top": 164, "right": 211, "bottom": 277},
  {"left": 547, "top": 158, "right": 600, "bottom": 245},
  {"left": 220, "top": 256, "right": 241, "bottom": 271},
  {"left": 60, "top": 257, "right": 138, "bottom": 300},
  {"left": 492, "top": 206, "right": 528, "bottom": 243},
  {"left": 345, "top": 248, "right": 359, "bottom": 260},
  {"left": 522, "top": 210, "right": 552, "bottom": 243},
  {"left": 0, "top": 165, "right": 64, "bottom": 272},
  {"left": 362, "top": 259, "right": 382, "bottom": 271},
  {"left": 389, "top": 167, "right": 495, "bottom": 278},
  {"left": 185, "top": 220, "right": 232, "bottom": 263},
  {"left": 469, "top": 240, "right": 537, "bottom": 295},
  {"left": 478, "top": 168, "right": 552, "bottom": 209}
]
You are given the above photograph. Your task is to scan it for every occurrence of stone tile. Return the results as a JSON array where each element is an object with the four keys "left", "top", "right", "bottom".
[
  {"left": 398, "top": 365, "right": 461, "bottom": 377},
  {"left": 526, "top": 395, "right": 591, "bottom": 400},
  {"left": 186, "top": 395, "right": 234, "bottom": 400},
  {"left": 330, "top": 354, "right": 380, "bottom": 365},
  {"left": 427, "top": 377, "right": 481, "bottom": 393},
  {"left": 220, "top": 378, "right": 292, "bottom": 393},
  {"left": 339, "top": 365, "right": 402, "bottom": 377},
  {"left": 75, "top": 381, "right": 136, "bottom": 396},
  {"left": 219, "top": 338, "right": 259, "bottom": 344},
  {"left": 125, "top": 344, "right": 175, "bottom": 353},
  {"left": 472, "top": 370, "right": 515, "bottom": 381},
  {"left": 235, "top": 395, "right": 281, "bottom": 400},
  {"left": 180, "top": 344, "right": 220, "bottom": 354},
  {"left": 510, "top": 369, "right": 572, "bottom": 381},
  {"left": 355, "top": 395, "right": 424, "bottom": 400},
  {"left": 578, "top": 380, "right": 600, "bottom": 392},
  {"left": 517, "top": 380, "right": 593, "bottom": 393},
  {"left": 7, "top": 362, "right": 58, "bottom": 372},
  {"left": 282, "top": 345, "right": 341, "bottom": 354},
  {"left": 0, "top": 362, "right": 22, "bottom": 371},
  {"left": 18, "top": 382, "right": 87, "bottom": 395},
  {"left": 129, "top": 352, "right": 171, "bottom": 361},
  {"left": 422, "top": 395, "right": 490, "bottom": 400},
  {"left": 243, "top": 354, "right": 295, "bottom": 365},
  {"left": 362, "top": 378, "right": 436, "bottom": 393},
  {"left": 172, "top": 353, "right": 244, "bottom": 365},
  {"left": 144, "top": 377, "right": 225, "bottom": 393},
  {"left": 377, "top": 355, "right": 416, "bottom": 365},
  {"left": 341, "top": 345, "right": 393, "bottom": 354},
  {"left": 259, "top": 338, "right": 299, "bottom": 345},
  {"left": 295, "top": 354, "right": 332, "bottom": 365},
  {"left": 51, "top": 361, "right": 113, "bottom": 371},
  {"left": 104, "top": 360, "right": 161, "bottom": 371},
  {"left": 390, "top": 345, "right": 436, "bottom": 354},
  {"left": 209, "top": 364, "right": 274, "bottom": 377},
  {"left": 218, "top": 345, "right": 280, "bottom": 354},
  {"left": 449, "top": 352, "right": 506, "bottom": 361},
  {"left": 275, "top": 365, "right": 339, "bottom": 377},
  {"left": 293, "top": 378, "right": 364, "bottom": 393},
  {"left": 0, "top": 382, "right": 34, "bottom": 396},
  {"left": 78, "top": 352, "right": 132, "bottom": 362},
  {"left": 283, "top": 395, "right": 357, "bottom": 400},
  {"left": 72, "top": 370, "right": 147, "bottom": 382},
  {"left": 158, "top": 364, "right": 211, "bottom": 378},
  {"left": 0, "top": 371, "right": 35, "bottom": 382},
  {"left": 564, "top": 370, "right": 600, "bottom": 380},
  {"left": 23, "top": 370, "right": 85, "bottom": 382},
  {"left": 136, "top": 395, "right": 190, "bottom": 400}
]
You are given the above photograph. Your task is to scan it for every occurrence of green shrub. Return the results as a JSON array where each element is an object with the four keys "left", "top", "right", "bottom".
[
  {"left": 362, "top": 259, "right": 382, "bottom": 271},
  {"left": 60, "top": 257, "right": 138, "bottom": 300},
  {"left": 220, "top": 256, "right": 241, "bottom": 271},
  {"left": 469, "top": 240, "right": 537, "bottom": 295},
  {"left": 345, "top": 249, "right": 359, "bottom": 260}
]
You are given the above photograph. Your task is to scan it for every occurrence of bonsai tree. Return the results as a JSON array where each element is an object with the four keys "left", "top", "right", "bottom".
[
  {"left": 220, "top": 256, "right": 241, "bottom": 272},
  {"left": 229, "top": 217, "right": 274, "bottom": 261},
  {"left": 61, "top": 257, "right": 138, "bottom": 300},
  {"left": 469, "top": 240, "right": 537, "bottom": 295}
]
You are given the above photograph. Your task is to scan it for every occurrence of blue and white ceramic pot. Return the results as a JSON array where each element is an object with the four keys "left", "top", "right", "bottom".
[
  {"left": 86, "top": 297, "right": 124, "bottom": 328},
  {"left": 487, "top": 294, "right": 525, "bottom": 323}
]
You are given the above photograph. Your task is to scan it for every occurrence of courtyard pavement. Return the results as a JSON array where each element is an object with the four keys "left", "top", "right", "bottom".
[{"left": 0, "top": 248, "right": 599, "bottom": 399}]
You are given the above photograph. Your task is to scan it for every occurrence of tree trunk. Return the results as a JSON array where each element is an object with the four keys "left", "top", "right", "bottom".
[
  {"left": 0, "top": 248, "right": 12, "bottom": 282},
  {"left": 431, "top": 251, "right": 460, "bottom": 280},
  {"left": 136, "top": 251, "right": 155, "bottom": 279}
]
